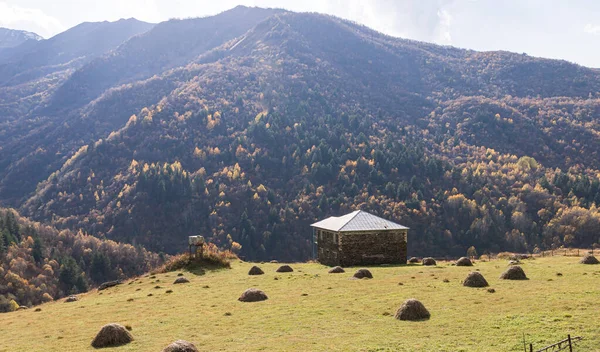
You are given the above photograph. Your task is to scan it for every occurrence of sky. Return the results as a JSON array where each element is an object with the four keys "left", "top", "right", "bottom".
[{"left": 0, "top": 0, "right": 599, "bottom": 67}]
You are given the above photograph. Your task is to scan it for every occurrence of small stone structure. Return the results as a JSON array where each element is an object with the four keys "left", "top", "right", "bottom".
[{"left": 311, "top": 210, "right": 408, "bottom": 266}]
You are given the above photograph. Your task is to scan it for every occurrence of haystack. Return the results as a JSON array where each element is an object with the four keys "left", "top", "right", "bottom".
[
  {"left": 276, "top": 265, "right": 293, "bottom": 273},
  {"left": 328, "top": 266, "right": 345, "bottom": 273},
  {"left": 173, "top": 277, "right": 190, "bottom": 284},
  {"left": 422, "top": 257, "right": 436, "bottom": 266},
  {"left": 408, "top": 257, "right": 419, "bottom": 264},
  {"left": 353, "top": 268, "right": 373, "bottom": 279},
  {"left": 462, "top": 272, "right": 489, "bottom": 287},
  {"left": 456, "top": 257, "right": 473, "bottom": 266},
  {"left": 162, "top": 340, "right": 199, "bottom": 352},
  {"left": 248, "top": 266, "right": 265, "bottom": 275},
  {"left": 65, "top": 295, "right": 79, "bottom": 303},
  {"left": 580, "top": 254, "right": 599, "bottom": 265},
  {"left": 238, "top": 288, "right": 268, "bottom": 302},
  {"left": 98, "top": 280, "right": 122, "bottom": 291},
  {"left": 91, "top": 323, "right": 133, "bottom": 348},
  {"left": 394, "top": 299, "right": 430, "bottom": 321},
  {"left": 500, "top": 265, "right": 528, "bottom": 280}
]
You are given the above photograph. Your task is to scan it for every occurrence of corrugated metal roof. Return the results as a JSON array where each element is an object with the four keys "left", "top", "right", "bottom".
[{"left": 310, "top": 210, "right": 409, "bottom": 232}]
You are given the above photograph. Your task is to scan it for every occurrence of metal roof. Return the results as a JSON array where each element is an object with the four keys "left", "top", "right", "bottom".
[{"left": 310, "top": 210, "right": 409, "bottom": 232}]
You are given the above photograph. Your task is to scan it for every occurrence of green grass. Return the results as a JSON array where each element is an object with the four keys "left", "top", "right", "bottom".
[{"left": 1, "top": 256, "right": 599, "bottom": 351}]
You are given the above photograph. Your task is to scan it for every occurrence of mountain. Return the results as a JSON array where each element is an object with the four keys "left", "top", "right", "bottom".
[
  {"left": 2, "top": 8, "right": 600, "bottom": 261},
  {"left": 47, "top": 6, "right": 283, "bottom": 111},
  {"left": 0, "top": 18, "right": 154, "bottom": 85},
  {"left": 0, "top": 28, "right": 42, "bottom": 49},
  {"left": 0, "top": 8, "right": 279, "bottom": 206}
]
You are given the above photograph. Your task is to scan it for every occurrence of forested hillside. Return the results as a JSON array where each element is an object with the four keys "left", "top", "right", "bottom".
[
  {"left": 0, "top": 208, "right": 161, "bottom": 311},
  {"left": 2, "top": 7, "right": 600, "bottom": 262}
]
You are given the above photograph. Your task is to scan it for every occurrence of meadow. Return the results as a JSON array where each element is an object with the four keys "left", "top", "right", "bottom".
[{"left": 1, "top": 255, "right": 598, "bottom": 351}]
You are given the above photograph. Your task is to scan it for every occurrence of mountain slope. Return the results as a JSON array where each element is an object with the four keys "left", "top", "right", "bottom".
[
  {"left": 1, "top": 9, "right": 600, "bottom": 260},
  {"left": 17, "top": 12, "right": 600, "bottom": 261},
  {"left": 46, "top": 6, "right": 283, "bottom": 112},
  {"left": 0, "top": 18, "right": 154, "bottom": 86},
  {"left": 0, "top": 208, "right": 162, "bottom": 309},
  {"left": 0, "top": 8, "right": 282, "bottom": 206}
]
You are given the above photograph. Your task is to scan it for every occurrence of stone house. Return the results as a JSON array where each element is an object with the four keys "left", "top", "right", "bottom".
[{"left": 311, "top": 210, "right": 408, "bottom": 266}]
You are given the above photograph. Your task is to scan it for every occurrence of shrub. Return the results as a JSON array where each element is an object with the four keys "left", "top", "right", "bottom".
[
  {"left": 157, "top": 243, "right": 236, "bottom": 273},
  {"left": 497, "top": 252, "right": 515, "bottom": 260},
  {"left": 41, "top": 293, "right": 54, "bottom": 302},
  {"left": 467, "top": 246, "right": 478, "bottom": 259}
]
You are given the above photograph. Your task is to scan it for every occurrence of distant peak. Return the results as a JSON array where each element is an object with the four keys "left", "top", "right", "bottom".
[{"left": 0, "top": 27, "right": 43, "bottom": 48}]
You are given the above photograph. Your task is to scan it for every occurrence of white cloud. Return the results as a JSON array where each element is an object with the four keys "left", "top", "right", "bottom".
[
  {"left": 0, "top": 2, "right": 65, "bottom": 38},
  {"left": 436, "top": 8, "right": 453, "bottom": 44},
  {"left": 584, "top": 23, "right": 600, "bottom": 35}
]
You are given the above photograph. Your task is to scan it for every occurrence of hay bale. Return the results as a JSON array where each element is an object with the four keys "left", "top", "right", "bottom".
[
  {"left": 394, "top": 299, "right": 430, "bottom": 321},
  {"left": 162, "top": 340, "right": 199, "bottom": 352},
  {"left": 328, "top": 266, "right": 345, "bottom": 274},
  {"left": 91, "top": 323, "right": 133, "bottom": 348},
  {"left": 98, "top": 280, "right": 122, "bottom": 291},
  {"left": 455, "top": 257, "right": 473, "bottom": 266},
  {"left": 580, "top": 254, "right": 599, "bottom": 265},
  {"left": 422, "top": 257, "right": 436, "bottom": 266},
  {"left": 238, "top": 288, "right": 268, "bottom": 302},
  {"left": 65, "top": 295, "right": 79, "bottom": 303},
  {"left": 276, "top": 265, "right": 293, "bottom": 273},
  {"left": 408, "top": 257, "right": 419, "bottom": 263},
  {"left": 173, "top": 277, "right": 190, "bottom": 284},
  {"left": 462, "top": 272, "right": 489, "bottom": 287},
  {"left": 353, "top": 268, "right": 373, "bottom": 279},
  {"left": 500, "top": 265, "right": 528, "bottom": 280},
  {"left": 248, "top": 266, "right": 265, "bottom": 275}
]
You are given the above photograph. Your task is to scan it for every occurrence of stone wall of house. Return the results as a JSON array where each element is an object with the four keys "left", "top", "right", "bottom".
[
  {"left": 339, "top": 230, "right": 407, "bottom": 266},
  {"left": 316, "top": 229, "right": 341, "bottom": 266}
]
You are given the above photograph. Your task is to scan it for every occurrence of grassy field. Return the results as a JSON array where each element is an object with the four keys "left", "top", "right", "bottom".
[{"left": 1, "top": 255, "right": 599, "bottom": 351}]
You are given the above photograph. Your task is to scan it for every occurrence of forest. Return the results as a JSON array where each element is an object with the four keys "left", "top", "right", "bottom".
[{"left": 0, "top": 208, "right": 162, "bottom": 311}]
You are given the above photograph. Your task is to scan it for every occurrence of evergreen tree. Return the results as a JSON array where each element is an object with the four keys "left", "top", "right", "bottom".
[
  {"left": 32, "top": 236, "right": 43, "bottom": 264},
  {"left": 0, "top": 230, "right": 5, "bottom": 255},
  {"left": 58, "top": 257, "right": 88, "bottom": 294},
  {"left": 90, "top": 251, "right": 113, "bottom": 283},
  {"left": 4, "top": 211, "right": 20, "bottom": 242}
]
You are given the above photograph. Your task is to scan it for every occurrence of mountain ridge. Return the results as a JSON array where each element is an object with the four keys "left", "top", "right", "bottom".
[{"left": 0, "top": 27, "right": 42, "bottom": 49}]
